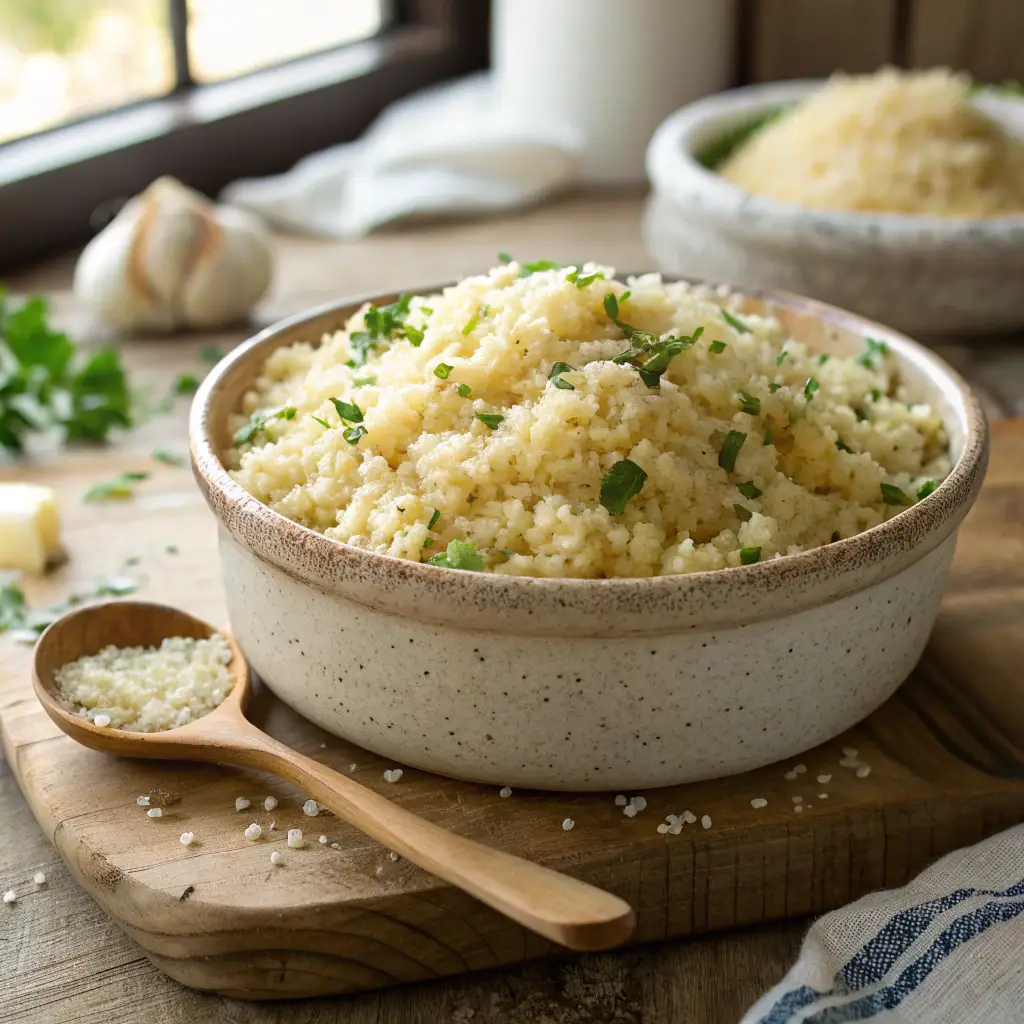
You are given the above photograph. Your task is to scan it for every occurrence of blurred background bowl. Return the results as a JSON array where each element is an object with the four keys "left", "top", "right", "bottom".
[{"left": 644, "top": 79, "right": 1024, "bottom": 337}]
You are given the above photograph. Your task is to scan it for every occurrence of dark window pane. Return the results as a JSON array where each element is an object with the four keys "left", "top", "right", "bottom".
[
  {"left": 0, "top": 0, "right": 174, "bottom": 143},
  {"left": 186, "top": 0, "right": 386, "bottom": 84}
]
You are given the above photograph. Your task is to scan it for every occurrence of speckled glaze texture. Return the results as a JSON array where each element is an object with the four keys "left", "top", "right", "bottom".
[
  {"left": 189, "top": 284, "right": 988, "bottom": 791},
  {"left": 645, "top": 80, "right": 1024, "bottom": 336}
]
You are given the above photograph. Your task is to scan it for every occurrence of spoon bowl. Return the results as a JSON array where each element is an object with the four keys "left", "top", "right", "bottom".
[{"left": 32, "top": 599, "right": 636, "bottom": 953}]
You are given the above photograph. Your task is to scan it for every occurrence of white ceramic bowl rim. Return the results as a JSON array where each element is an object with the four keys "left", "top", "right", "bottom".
[
  {"left": 647, "top": 79, "right": 1024, "bottom": 247},
  {"left": 189, "top": 282, "right": 987, "bottom": 637}
]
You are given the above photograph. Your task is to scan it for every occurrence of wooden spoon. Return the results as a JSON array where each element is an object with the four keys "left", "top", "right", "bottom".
[{"left": 31, "top": 600, "right": 636, "bottom": 952}]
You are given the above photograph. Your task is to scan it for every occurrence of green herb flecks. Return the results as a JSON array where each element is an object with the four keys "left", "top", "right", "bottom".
[
  {"left": 856, "top": 336, "right": 890, "bottom": 369},
  {"left": 600, "top": 459, "right": 647, "bottom": 516},
  {"left": 721, "top": 309, "right": 750, "bottom": 334},
  {"left": 718, "top": 430, "right": 747, "bottom": 472},
  {"left": 462, "top": 304, "right": 489, "bottom": 336},
  {"left": 427, "top": 508, "right": 440, "bottom": 530},
  {"left": 233, "top": 406, "right": 296, "bottom": 446},
  {"left": 434, "top": 363, "right": 453, "bottom": 380},
  {"left": 709, "top": 340, "right": 727, "bottom": 354},
  {"left": 152, "top": 449, "right": 185, "bottom": 466},
  {"left": 881, "top": 483, "right": 911, "bottom": 506},
  {"left": 83, "top": 470, "right": 149, "bottom": 503},
  {"left": 697, "top": 103, "right": 795, "bottom": 169},
  {"left": 548, "top": 361, "right": 576, "bottom": 390},
  {"left": 343, "top": 425, "right": 367, "bottom": 445},
  {"left": 498, "top": 252, "right": 513, "bottom": 264},
  {"left": 173, "top": 373, "right": 200, "bottom": 395},
  {"left": 349, "top": 293, "right": 417, "bottom": 365},
  {"left": 456, "top": 383, "right": 472, "bottom": 398},
  {"left": 427, "top": 539, "right": 484, "bottom": 571},
  {"left": 311, "top": 415, "right": 330, "bottom": 429},
  {"left": 831, "top": 531, "right": 841, "bottom": 543},
  {"left": 769, "top": 382, "right": 783, "bottom": 393},
  {"left": 734, "top": 504, "right": 752, "bottom": 522},
  {"left": 737, "top": 481, "right": 762, "bottom": 499},
  {"left": 763, "top": 426, "right": 774, "bottom": 446},
  {"left": 0, "top": 575, "right": 140, "bottom": 640},
  {"left": 353, "top": 374, "right": 376, "bottom": 387},
  {"left": 816, "top": 353, "right": 830, "bottom": 366},
  {"left": 604, "top": 292, "right": 702, "bottom": 388},
  {"left": 916, "top": 479, "right": 937, "bottom": 500},
  {"left": 475, "top": 413, "right": 504, "bottom": 430},
  {"left": 518, "top": 259, "right": 562, "bottom": 277},
  {"left": 739, "top": 547, "right": 762, "bottom": 565},
  {"left": 565, "top": 267, "right": 605, "bottom": 289},
  {"left": 738, "top": 389, "right": 761, "bottom": 416},
  {"left": 836, "top": 439, "right": 854, "bottom": 453},
  {"left": 804, "top": 378, "right": 820, "bottom": 401},
  {"left": 330, "top": 398, "right": 363, "bottom": 423},
  {"left": 870, "top": 388, "right": 882, "bottom": 402},
  {"left": 776, "top": 350, "right": 788, "bottom": 367},
  {"left": 199, "top": 345, "right": 224, "bottom": 365}
]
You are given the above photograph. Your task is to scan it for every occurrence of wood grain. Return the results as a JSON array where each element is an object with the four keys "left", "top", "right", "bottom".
[
  {"left": 907, "top": 0, "right": 1024, "bottom": 83},
  {"left": 747, "top": 0, "right": 896, "bottom": 82}
]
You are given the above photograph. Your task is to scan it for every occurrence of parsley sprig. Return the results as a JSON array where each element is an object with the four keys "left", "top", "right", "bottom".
[
  {"left": 600, "top": 459, "right": 647, "bottom": 515},
  {"left": 427, "top": 539, "right": 484, "bottom": 571},
  {"left": 233, "top": 406, "right": 296, "bottom": 446},
  {"left": 349, "top": 294, "right": 422, "bottom": 364},
  {"left": 604, "top": 292, "right": 703, "bottom": 388},
  {"left": 83, "top": 470, "right": 149, "bottom": 503}
]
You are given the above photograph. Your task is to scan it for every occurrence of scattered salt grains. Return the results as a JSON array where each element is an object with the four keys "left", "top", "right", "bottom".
[
  {"left": 382, "top": 769, "right": 403, "bottom": 783},
  {"left": 792, "top": 764, "right": 807, "bottom": 775},
  {"left": 819, "top": 792, "right": 829, "bottom": 799},
  {"left": 302, "top": 799, "right": 320, "bottom": 816},
  {"left": 562, "top": 818, "right": 575, "bottom": 831},
  {"left": 244, "top": 823, "right": 262, "bottom": 840},
  {"left": 318, "top": 835, "right": 328, "bottom": 845},
  {"left": 792, "top": 795, "right": 803, "bottom": 804},
  {"left": 147, "top": 807, "right": 162, "bottom": 818},
  {"left": 668, "top": 824, "right": 682, "bottom": 835},
  {"left": 93, "top": 714, "right": 111, "bottom": 728},
  {"left": 783, "top": 770, "right": 798, "bottom": 781},
  {"left": 657, "top": 823, "right": 670, "bottom": 834},
  {"left": 840, "top": 756, "right": 860, "bottom": 768},
  {"left": 263, "top": 796, "right": 278, "bottom": 811},
  {"left": 234, "top": 797, "right": 250, "bottom": 812},
  {"left": 750, "top": 798, "right": 768, "bottom": 809},
  {"left": 614, "top": 795, "right": 627, "bottom": 806},
  {"left": 499, "top": 786, "right": 512, "bottom": 799},
  {"left": 842, "top": 747, "right": 858, "bottom": 758},
  {"left": 623, "top": 805, "right": 638, "bottom": 818},
  {"left": 794, "top": 805, "right": 805, "bottom": 813},
  {"left": 3, "top": 890, "right": 15, "bottom": 904},
  {"left": 179, "top": 832, "right": 195, "bottom": 847},
  {"left": 682, "top": 811, "right": 697, "bottom": 824},
  {"left": 136, "top": 795, "right": 150, "bottom": 806},
  {"left": 33, "top": 872, "right": 46, "bottom": 886},
  {"left": 270, "top": 851, "right": 283, "bottom": 866},
  {"left": 348, "top": 763, "right": 357, "bottom": 772},
  {"left": 666, "top": 814, "right": 682, "bottom": 827},
  {"left": 817, "top": 774, "right": 832, "bottom": 784},
  {"left": 389, "top": 852, "right": 400, "bottom": 862},
  {"left": 319, "top": 742, "right": 327, "bottom": 749},
  {"left": 856, "top": 764, "right": 872, "bottom": 778},
  {"left": 331, "top": 843, "right": 340, "bottom": 850},
  {"left": 630, "top": 796, "right": 647, "bottom": 811},
  {"left": 287, "top": 829, "right": 304, "bottom": 849},
  {"left": 701, "top": 815, "right": 712, "bottom": 829}
]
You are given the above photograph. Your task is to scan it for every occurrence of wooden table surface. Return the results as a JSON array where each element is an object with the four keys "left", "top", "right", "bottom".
[{"left": 2, "top": 192, "right": 1023, "bottom": 1024}]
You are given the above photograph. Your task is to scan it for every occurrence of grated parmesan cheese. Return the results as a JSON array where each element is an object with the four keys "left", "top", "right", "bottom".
[{"left": 54, "top": 634, "right": 233, "bottom": 732}]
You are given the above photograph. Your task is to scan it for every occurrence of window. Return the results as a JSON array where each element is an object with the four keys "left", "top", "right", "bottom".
[{"left": 0, "top": 0, "right": 488, "bottom": 271}]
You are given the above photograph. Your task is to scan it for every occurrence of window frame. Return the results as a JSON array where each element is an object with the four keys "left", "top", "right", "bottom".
[{"left": 0, "top": 0, "right": 489, "bottom": 271}]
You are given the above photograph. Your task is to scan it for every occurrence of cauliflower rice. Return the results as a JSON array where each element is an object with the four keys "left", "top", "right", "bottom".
[{"left": 229, "top": 261, "right": 949, "bottom": 578}]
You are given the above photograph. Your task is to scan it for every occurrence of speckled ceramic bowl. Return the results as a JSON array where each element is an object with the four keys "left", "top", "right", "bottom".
[
  {"left": 190, "top": 284, "right": 988, "bottom": 792},
  {"left": 645, "top": 80, "right": 1024, "bottom": 336}
]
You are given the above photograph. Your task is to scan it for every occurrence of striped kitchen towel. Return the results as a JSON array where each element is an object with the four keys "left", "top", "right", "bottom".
[{"left": 741, "top": 824, "right": 1024, "bottom": 1024}]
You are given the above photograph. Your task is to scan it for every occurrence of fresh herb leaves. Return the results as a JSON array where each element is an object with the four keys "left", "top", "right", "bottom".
[
  {"left": 456, "top": 383, "right": 472, "bottom": 398},
  {"left": 342, "top": 425, "right": 367, "bottom": 445},
  {"left": 173, "top": 373, "right": 200, "bottom": 395},
  {"left": 718, "top": 430, "right": 747, "bottom": 472},
  {"left": 739, "top": 547, "right": 761, "bottom": 565},
  {"left": 152, "top": 449, "right": 185, "bottom": 466},
  {"left": 804, "top": 377, "right": 820, "bottom": 401},
  {"left": 565, "top": 267, "right": 605, "bottom": 289},
  {"left": 604, "top": 292, "right": 702, "bottom": 389},
  {"left": 330, "top": 398, "right": 363, "bottom": 423},
  {"left": 311, "top": 415, "right": 330, "bottom": 428},
  {"left": 475, "top": 413, "right": 504, "bottom": 429},
  {"left": 233, "top": 406, "right": 296, "bottom": 446},
  {"left": 434, "top": 363, "right": 453, "bottom": 380},
  {"left": 763, "top": 426, "right": 774, "bottom": 446},
  {"left": 518, "top": 259, "right": 562, "bottom": 277},
  {"left": 737, "top": 390, "right": 761, "bottom": 415},
  {"left": 600, "top": 459, "right": 647, "bottom": 515},
  {"left": 721, "top": 310, "right": 750, "bottom": 334},
  {"left": 548, "top": 361, "right": 576, "bottom": 390},
  {"left": 349, "top": 293, "right": 418, "bottom": 365},
  {"left": 916, "top": 479, "right": 937, "bottom": 500},
  {"left": 880, "top": 483, "right": 911, "bottom": 506},
  {"left": 856, "top": 336, "right": 890, "bottom": 369},
  {"left": 737, "top": 481, "right": 762, "bottom": 499},
  {"left": 709, "top": 341, "right": 727, "bottom": 354},
  {"left": 199, "top": 345, "right": 224, "bottom": 365},
  {"left": 0, "top": 576, "right": 139, "bottom": 639},
  {"left": 427, "top": 539, "right": 484, "bottom": 571},
  {"left": 697, "top": 103, "right": 795, "bottom": 169},
  {"left": 462, "top": 304, "right": 488, "bottom": 335},
  {"left": 836, "top": 439, "right": 854, "bottom": 453},
  {"left": 83, "top": 471, "right": 149, "bottom": 502},
  {"left": 734, "top": 504, "right": 752, "bottom": 522},
  {"left": 427, "top": 508, "right": 441, "bottom": 530}
]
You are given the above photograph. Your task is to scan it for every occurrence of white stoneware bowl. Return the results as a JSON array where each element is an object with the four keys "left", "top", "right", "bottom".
[
  {"left": 190, "top": 284, "right": 988, "bottom": 792},
  {"left": 645, "top": 80, "right": 1024, "bottom": 336}
]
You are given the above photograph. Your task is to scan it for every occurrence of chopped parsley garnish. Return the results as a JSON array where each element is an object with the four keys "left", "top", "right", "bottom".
[
  {"left": 733, "top": 504, "right": 752, "bottom": 522},
  {"left": 420, "top": 306, "right": 433, "bottom": 316},
  {"left": 916, "top": 479, "right": 937, "bottom": 500},
  {"left": 342, "top": 425, "right": 367, "bottom": 445},
  {"left": 548, "top": 361, "right": 576, "bottom": 390},
  {"left": 737, "top": 481, "right": 762, "bottom": 499},
  {"left": 84, "top": 470, "right": 149, "bottom": 503},
  {"left": 233, "top": 406, "right": 295, "bottom": 446},
  {"left": 518, "top": 259, "right": 562, "bottom": 277},
  {"left": 740, "top": 547, "right": 761, "bottom": 565},
  {"left": 776, "top": 350, "right": 788, "bottom": 366},
  {"left": 880, "top": 483, "right": 911, "bottom": 506},
  {"left": 856, "top": 336, "right": 890, "bottom": 369},
  {"left": 152, "top": 449, "right": 185, "bottom": 466},
  {"left": 434, "top": 363, "right": 453, "bottom": 380},
  {"left": 199, "top": 345, "right": 224, "bottom": 365},
  {"left": 456, "top": 383, "right": 472, "bottom": 397},
  {"left": 830, "top": 531, "right": 841, "bottom": 543},
  {"left": 816, "top": 353, "right": 830, "bottom": 366},
  {"left": 349, "top": 293, "right": 415, "bottom": 365},
  {"left": 721, "top": 309, "right": 750, "bottom": 334},
  {"left": 354, "top": 374, "right": 376, "bottom": 386},
  {"left": 769, "top": 382, "right": 783, "bottom": 393},
  {"left": 311, "top": 415, "right": 330, "bottom": 428},
  {"left": 427, "top": 538, "right": 484, "bottom": 571},
  {"left": 462, "top": 304, "right": 488, "bottom": 335},
  {"left": 870, "top": 388, "right": 882, "bottom": 402},
  {"left": 475, "top": 413, "right": 504, "bottom": 429},
  {"left": 1, "top": 576, "right": 139, "bottom": 638},
  {"left": 718, "top": 430, "right": 747, "bottom": 472},
  {"left": 764, "top": 427, "right": 774, "bottom": 446},
  {"left": 330, "top": 398, "right": 363, "bottom": 423},
  {"left": 709, "top": 340, "right": 727, "bottom": 354},
  {"left": 804, "top": 378, "right": 820, "bottom": 401},
  {"left": 565, "top": 267, "right": 605, "bottom": 289},
  {"left": 600, "top": 459, "right": 647, "bottom": 515},
  {"left": 604, "top": 292, "right": 702, "bottom": 388},
  {"left": 427, "top": 508, "right": 440, "bottom": 530},
  {"left": 404, "top": 324, "right": 424, "bottom": 346},
  {"left": 423, "top": 538, "right": 435, "bottom": 549},
  {"left": 173, "top": 373, "right": 200, "bottom": 395},
  {"left": 737, "top": 390, "right": 761, "bottom": 415},
  {"left": 855, "top": 407, "right": 869, "bottom": 422},
  {"left": 836, "top": 439, "right": 854, "bottom": 453},
  {"left": 498, "top": 252, "right": 513, "bottom": 264}
]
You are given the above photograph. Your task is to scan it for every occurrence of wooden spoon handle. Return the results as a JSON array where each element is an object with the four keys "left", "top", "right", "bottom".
[{"left": 222, "top": 721, "right": 635, "bottom": 952}]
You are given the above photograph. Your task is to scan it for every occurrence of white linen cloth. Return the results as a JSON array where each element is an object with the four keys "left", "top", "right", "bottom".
[
  {"left": 742, "top": 825, "right": 1024, "bottom": 1024},
  {"left": 221, "top": 73, "right": 582, "bottom": 239}
]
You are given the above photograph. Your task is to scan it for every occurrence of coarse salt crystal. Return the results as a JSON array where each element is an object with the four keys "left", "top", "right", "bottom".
[
  {"left": 701, "top": 815, "right": 712, "bottom": 829},
  {"left": 792, "top": 795, "right": 803, "bottom": 804},
  {"left": 668, "top": 824, "right": 682, "bottom": 835},
  {"left": 33, "top": 872, "right": 46, "bottom": 885},
  {"left": 263, "top": 796, "right": 278, "bottom": 811},
  {"left": 819, "top": 792, "right": 829, "bottom": 799},
  {"left": 666, "top": 814, "right": 682, "bottom": 827},
  {"left": 244, "top": 823, "right": 262, "bottom": 840},
  {"left": 389, "top": 852, "right": 399, "bottom": 862},
  {"left": 349, "top": 763, "right": 357, "bottom": 771},
  {"left": 794, "top": 804, "right": 804, "bottom": 813},
  {"left": 840, "top": 757, "right": 860, "bottom": 768},
  {"left": 331, "top": 843, "right": 340, "bottom": 849},
  {"left": 136, "top": 796, "right": 150, "bottom": 806},
  {"left": 318, "top": 835, "right": 328, "bottom": 845},
  {"left": 499, "top": 786, "right": 512, "bottom": 799},
  {"left": 856, "top": 764, "right": 871, "bottom": 778},
  {"left": 656, "top": 823, "right": 670, "bottom": 834},
  {"left": 287, "top": 829, "right": 303, "bottom": 849},
  {"left": 2, "top": 890, "right": 15, "bottom": 904},
  {"left": 682, "top": 811, "right": 697, "bottom": 824},
  {"left": 630, "top": 796, "right": 647, "bottom": 811},
  {"left": 270, "top": 851, "right": 283, "bottom": 865},
  {"left": 783, "top": 771, "right": 798, "bottom": 781},
  {"left": 750, "top": 798, "right": 768, "bottom": 809},
  {"left": 623, "top": 805, "right": 638, "bottom": 818},
  {"left": 179, "top": 832, "right": 195, "bottom": 846},
  {"left": 842, "top": 747, "right": 858, "bottom": 758},
  {"left": 147, "top": 807, "right": 162, "bottom": 818},
  {"left": 93, "top": 714, "right": 111, "bottom": 728},
  {"left": 561, "top": 818, "right": 574, "bottom": 831},
  {"left": 302, "top": 799, "right": 320, "bottom": 816},
  {"left": 792, "top": 764, "right": 807, "bottom": 775},
  {"left": 319, "top": 742, "right": 326, "bottom": 749},
  {"left": 614, "top": 795, "right": 627, "bottom": 806},
  {"left": 235, "top": 797, "right": 250, "bottom": 812},
  {"left": 817, "top": 774, "right": 832, "bottom": 784},
  {"left": 383, "top": 769, "right": 403, "bottom": 783}
]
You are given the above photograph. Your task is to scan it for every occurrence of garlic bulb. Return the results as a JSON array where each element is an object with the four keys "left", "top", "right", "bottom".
[{"left": 73, "top": 177, "right": 273, "bottom": 331}]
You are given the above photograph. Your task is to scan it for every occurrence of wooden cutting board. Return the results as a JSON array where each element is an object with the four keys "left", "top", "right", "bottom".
[{"left": 2, "top": 412, "right": 1023, "bottom": 1002}]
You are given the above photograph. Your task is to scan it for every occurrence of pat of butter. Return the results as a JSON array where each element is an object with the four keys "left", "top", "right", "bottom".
[{"left": 0, "top": 483, "right": 62, "bottom": 574}]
